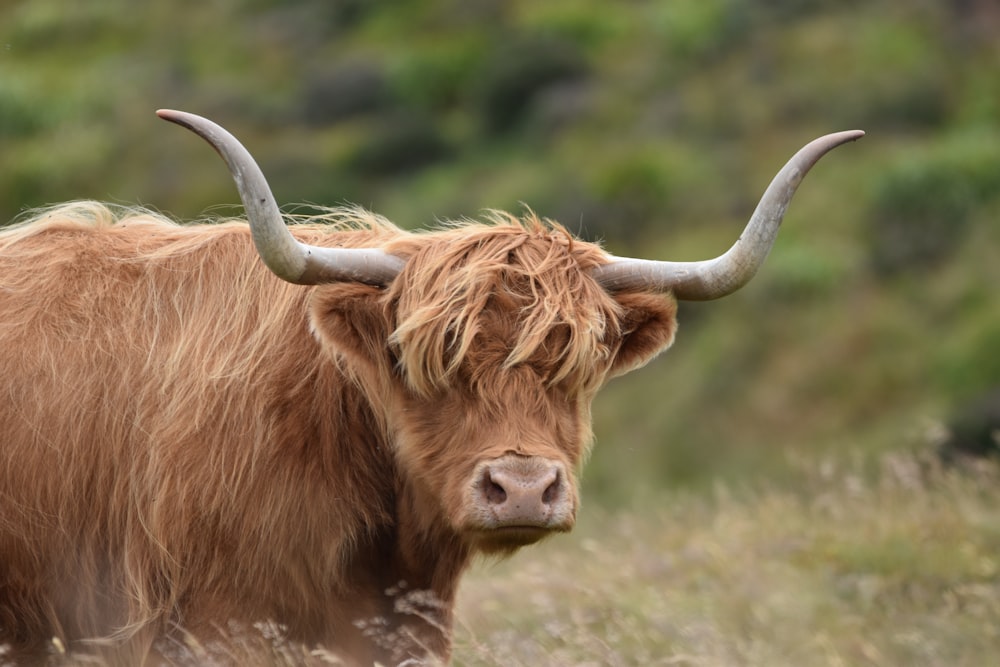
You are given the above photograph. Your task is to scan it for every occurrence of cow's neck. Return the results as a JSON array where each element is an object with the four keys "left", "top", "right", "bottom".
[{"left": 353, "top": 476, "right": 472, "bottom": 665}]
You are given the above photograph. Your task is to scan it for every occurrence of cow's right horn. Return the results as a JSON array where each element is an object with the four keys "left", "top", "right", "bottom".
[
  {"left": 157, "top": 109, "right": 404, "bottom": 286},
  {"left": 590, "top": 130, "right": 864, "bottom": 299}
]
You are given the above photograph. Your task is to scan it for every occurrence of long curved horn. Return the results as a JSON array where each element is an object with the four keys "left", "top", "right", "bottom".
[
  {"left": 156, "top": 109, "right": 404, "bottom": 286},
  {"left": 591, "top": 130, "right": 864, "bottom": 300}
]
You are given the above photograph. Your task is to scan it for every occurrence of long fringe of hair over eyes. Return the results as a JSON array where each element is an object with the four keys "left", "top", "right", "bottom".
[{"left": 381, "top": 210, "right": 626, "bottom": 399}]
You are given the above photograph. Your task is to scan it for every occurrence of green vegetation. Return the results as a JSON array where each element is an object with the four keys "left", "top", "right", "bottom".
[
  {"left": 3, "top": 0, "right": 996, "bottom": 493},
  {"left": 2, "top": 0, "right": 999, "bottom": 662}
]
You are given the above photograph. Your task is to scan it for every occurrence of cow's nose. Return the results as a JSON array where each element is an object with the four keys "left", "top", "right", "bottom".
[{"left": 476, "top": 457, "right": 566, "bottom": 527}]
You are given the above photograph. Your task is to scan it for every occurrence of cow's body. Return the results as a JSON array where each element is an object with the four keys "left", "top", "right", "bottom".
[{"left": 0, "top": 202, "right": 676, "bottom": 665}]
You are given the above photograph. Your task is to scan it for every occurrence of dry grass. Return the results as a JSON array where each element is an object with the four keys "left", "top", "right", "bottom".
[
  {"left": 451, "top": 450, "right": 1000, "bottom": 666},
  {"left": 9, "top": 450, "right": 1000, "bottom": 666}
]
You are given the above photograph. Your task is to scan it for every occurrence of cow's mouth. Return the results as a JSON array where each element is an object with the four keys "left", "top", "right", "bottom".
[{"left": 470, "top": 525, "right": 561, "bottom": 553}]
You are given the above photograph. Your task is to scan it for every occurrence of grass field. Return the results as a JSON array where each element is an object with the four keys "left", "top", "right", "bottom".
[{"left": 451, "top": 449, "right": 1000, "bottom": 666}]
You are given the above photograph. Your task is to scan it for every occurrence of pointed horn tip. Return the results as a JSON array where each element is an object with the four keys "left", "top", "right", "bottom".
[
  {"left": 823, "top": 129, "right": 865, "bottom": 148},
  {"left": 155, "top": 108, "right": 182, "bottom": 122},
  {"left": 155, "top": 109, "right": 203, "bottom": 131},
  {"left": 156, "top": 109, "right": 197, "bottom": 132}
]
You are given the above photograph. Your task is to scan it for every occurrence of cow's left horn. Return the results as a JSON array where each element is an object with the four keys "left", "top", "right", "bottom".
[
  {"left": 156, "top": 109, "right": 404, "bottom": 286},
  {"left": 591, "top": 130, "right": 864, "bottom": 300}
]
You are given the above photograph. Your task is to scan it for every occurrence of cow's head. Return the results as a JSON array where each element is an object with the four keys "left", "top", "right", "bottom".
[
  {"left": 157, "top": 110, "right": 862, "bottom": 553},
  {"left": 307, "top": 216, "right": 679, "bottom": 553}
]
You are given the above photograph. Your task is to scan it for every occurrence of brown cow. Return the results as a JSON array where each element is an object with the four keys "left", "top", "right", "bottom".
[{"left": 0, "top": 111, "right": 862, "bottom": 666}]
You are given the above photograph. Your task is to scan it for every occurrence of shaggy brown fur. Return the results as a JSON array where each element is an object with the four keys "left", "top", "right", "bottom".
[{"left": 0, "top": 201, "right": 676, "bottom": 665}]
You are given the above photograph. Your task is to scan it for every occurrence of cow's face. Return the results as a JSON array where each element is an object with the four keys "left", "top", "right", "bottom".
[
  {"left": 390, "top": 353, "right": 591, "bottom": 554},
  {"left": 310, "top": 221, "right": 677, "bottom": 553}
]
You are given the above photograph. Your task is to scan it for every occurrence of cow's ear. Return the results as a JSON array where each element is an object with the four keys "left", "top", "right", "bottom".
[
  {"left": 309, "top": 283, "right": 394, "bottom": 374},
  {"left": 607, "top": 292, "right": 678, "bottom": 378}
]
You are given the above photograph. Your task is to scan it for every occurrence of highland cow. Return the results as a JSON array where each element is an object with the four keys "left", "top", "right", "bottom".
[{"left": 0, "top": 110, "right": 862, "bottom": 665}]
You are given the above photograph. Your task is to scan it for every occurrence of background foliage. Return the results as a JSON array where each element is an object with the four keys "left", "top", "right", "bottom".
[
  {"left": 3, "top": 1, "right": 1000, "bottom": 664},
  {"left": 2, "top": 0, "right": 999, "bottom": 505}
]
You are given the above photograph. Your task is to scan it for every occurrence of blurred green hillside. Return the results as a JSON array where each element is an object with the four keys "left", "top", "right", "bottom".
[{"left": 2, "top": 0, "right": 999, "bottom": 500}]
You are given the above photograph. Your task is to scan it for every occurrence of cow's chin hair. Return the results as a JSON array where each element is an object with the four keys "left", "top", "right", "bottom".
[{"left": 467, "top": 525, "right": 564, "bottom": 556}]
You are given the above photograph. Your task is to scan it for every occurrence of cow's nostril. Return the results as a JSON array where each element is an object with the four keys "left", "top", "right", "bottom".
[
  {"left": 542, "top": 472, "right": 561, "bottom": 505},
  {"left": 483, "top": 476, "right": 507, "bottom": 505}
]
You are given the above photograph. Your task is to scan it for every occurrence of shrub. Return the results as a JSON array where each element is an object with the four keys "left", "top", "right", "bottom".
[
  {"left": 389, "top": 38, "right": 488, "bottom": 114},
  {"left": 348, "top": 114, "right": 452, "bottom": 176},
  {"left": 583, "top": 151, "right": 676, "bottom": 244},
  {"left": 472, "top": 33, "right": 588, "bottom": 135},
  {"left": 0, "top": 84, "right": 45, "bottom": 139},
  {"left": 867, "top": 134, "right": 1000, "bottom": 276},
  {"left": 939, "top": 388, "right": 1000, "bottom": 462},
  {"left": 299, "top": 59, "right": 388, "bottom": 127}
]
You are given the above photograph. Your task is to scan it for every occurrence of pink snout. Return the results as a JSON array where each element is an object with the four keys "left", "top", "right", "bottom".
[{"left": 468, "top": 455, "right": 575, "bottom": 532}]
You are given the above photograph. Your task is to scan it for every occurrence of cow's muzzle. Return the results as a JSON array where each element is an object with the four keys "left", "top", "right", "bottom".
[{"left": 465, "top": 454, "right": 576, "bottom": 549}]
